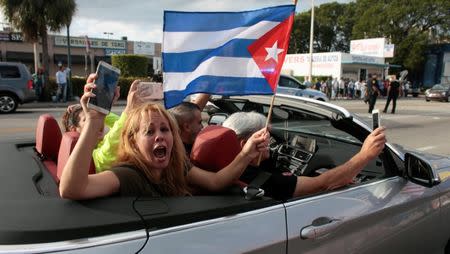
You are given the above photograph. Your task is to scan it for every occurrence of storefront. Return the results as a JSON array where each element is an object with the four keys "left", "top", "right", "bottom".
[{"left": 282, "top": 52, "right": 388, "bottom": 82}]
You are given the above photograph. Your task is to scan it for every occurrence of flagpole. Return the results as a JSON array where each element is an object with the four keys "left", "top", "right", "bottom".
[{"left": 256, "top": 0, "right": 298, "bottom": 166}]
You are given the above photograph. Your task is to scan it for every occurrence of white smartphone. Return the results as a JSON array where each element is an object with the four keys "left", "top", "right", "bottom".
[
  {"left": 88, "top": 61, "right": 121, "bottom": 114},
  {"left": 137, "top": 81, "right": 164, "bottom": 100},
  {"left": 372, "top": 109, "right": 380, "bottom": 130}
]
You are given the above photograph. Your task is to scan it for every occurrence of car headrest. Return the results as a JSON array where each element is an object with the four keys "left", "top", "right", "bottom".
[
  {"left": 57, "top": 131, "right": 95, "bottom": 180},
  {"left": 190, "top": 125, "right": 241, "bottom": 171},
  {"left": 35, "top": 114, "right": 62, "bottom": 162}
]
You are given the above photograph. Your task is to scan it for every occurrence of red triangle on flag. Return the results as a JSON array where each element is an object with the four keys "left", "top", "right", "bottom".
[{"left": 248, "top": 14, "right": 294, "bottom": 92}]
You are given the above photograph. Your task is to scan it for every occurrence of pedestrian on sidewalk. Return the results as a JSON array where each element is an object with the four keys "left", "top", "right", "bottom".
[
  {"left": 56, "top": 63, "right": 71, "bottom": 103},
  {"left": 368, "top": 75, "right": 380, "bottom": 113},
  {"left": 383, "top": 77, "right": 401, "bottom": 114},
  {"left": 32, "top": 68, "right": 45, "bottom": 101}
]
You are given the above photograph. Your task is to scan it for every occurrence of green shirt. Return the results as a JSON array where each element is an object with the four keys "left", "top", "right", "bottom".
[{"left": 92, "top": 112, "right": 126, "bottom": 172}]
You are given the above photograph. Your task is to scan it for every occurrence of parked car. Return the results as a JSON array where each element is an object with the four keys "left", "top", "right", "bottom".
[
  {"left": 425, "top": 83, "right": 450, "bottom": 102},
  {"left": 1, "top": 94, "right": 449, "bottom": 253},
  {"left": 0, "top": 62, "right": 35, "bottom": 113},
  {"left": 277, "top": 74, "right": 329, "bottom": 101}
]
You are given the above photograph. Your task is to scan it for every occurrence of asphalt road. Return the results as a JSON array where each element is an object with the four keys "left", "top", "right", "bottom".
[
  {"left": 1, "top": 96, "right": 449, "bottom": 157},
  {"left": 331, "top": 97, "right": 450, "bottom": 157}
]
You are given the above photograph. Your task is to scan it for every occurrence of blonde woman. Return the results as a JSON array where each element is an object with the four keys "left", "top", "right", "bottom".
[{"left": 59, "top": 76, "right": 269, "bottom": 199}]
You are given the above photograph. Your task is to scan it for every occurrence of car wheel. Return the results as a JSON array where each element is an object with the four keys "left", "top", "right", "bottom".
[
  {"left": 426, "top": 98, "right": 430, "bottom": 102},
  {"left": 317, "top": 98, "right": 325, "bottom": 101},
  {"left": 0, "top": 93, "right": 18, "bottom": 113},
  {"left": 413, "top": 93, "right": 419, "bottom": 97}
]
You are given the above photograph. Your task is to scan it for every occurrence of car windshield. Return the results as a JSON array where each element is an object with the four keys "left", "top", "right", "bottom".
[
  {"left": 271, "top": 105, "right": 361, "bottom": 144},
  {"left": 225, "top": 99, "right": 361, "bottom": 144},
  {"left": 432, "top": 84, "right": 449, "bottom": 90}
]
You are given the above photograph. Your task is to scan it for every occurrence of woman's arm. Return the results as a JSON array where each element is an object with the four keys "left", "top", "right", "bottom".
[
  {"left": 187, "top": 128, "right": 269, "bottom": 192},
  {"left": 59, "top": 74, "right": 120, "bottom": 200}
]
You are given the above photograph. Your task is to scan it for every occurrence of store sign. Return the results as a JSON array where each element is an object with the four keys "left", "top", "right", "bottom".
[
  {"left": 350, "top": 38, "right": 386, "bottom": 57},
  {"left": 0, "top": 32, "right": 23, "bottom": 42},
  {"left": 134, "top": 41, "right": 155, "bottom": 55},
  {"left": 104, "top": 49, "right": 127, "bottom": 56},
  {"left": 54, "top": 36, "right": 126, "bottom": 49},
  {"left": 384, "top": 44, "right": 395, "bottom": 58},
  {"left": 283, "top": 53, "right": 342, "bottom": 77}
]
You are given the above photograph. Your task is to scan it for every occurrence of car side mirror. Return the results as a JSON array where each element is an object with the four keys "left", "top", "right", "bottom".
[
  {"left": 208, "top": 113, "right": 228, "bottom": 126},
  {"left": 404, "top": 152, "right": 440, "bottom": 187}
]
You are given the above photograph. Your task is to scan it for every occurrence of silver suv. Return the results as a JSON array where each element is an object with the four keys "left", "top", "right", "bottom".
[{"left": 0, "top": 62, "right": 35, "bottom": 113}]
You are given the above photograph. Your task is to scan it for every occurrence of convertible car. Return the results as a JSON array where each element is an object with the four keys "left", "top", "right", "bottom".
[{"left": 1, "top": 94, "right": 449, "bottom": 254}]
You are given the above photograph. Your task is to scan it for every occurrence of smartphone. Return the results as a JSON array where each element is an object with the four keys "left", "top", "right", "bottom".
[
  {"left": 372, "top": 109, "right": 380, "bottom": 130},
  {"left": 137, "top": 81, "right": 164, "bottom": 100},
  {"left": 88, "top": 61, "right": 121, "bottom": 114}
]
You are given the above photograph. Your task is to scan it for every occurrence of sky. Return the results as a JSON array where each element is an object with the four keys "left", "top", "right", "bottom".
[{"left": 0, "top": 0, "right": 351, "bottom": 43}]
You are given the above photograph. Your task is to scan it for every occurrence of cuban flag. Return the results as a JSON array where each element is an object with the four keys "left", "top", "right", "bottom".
[{"left": 163, "top": 5, "right": 295, "bottom": 108}]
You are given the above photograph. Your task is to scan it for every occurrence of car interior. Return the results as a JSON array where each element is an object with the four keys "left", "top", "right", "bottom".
[{"left": 0, "top": 96, "right": 405, "bottom": 245}]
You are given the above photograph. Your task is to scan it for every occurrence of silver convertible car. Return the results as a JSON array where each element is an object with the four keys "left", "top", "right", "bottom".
[{"left": 1, "top": 94, "right": 449, "bottom": 253}]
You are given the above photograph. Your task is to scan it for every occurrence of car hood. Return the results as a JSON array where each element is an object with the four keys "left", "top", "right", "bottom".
[
  {"left": 304, "top": 88, "right": 324, "bottom": 96},
  {"left": 429, "top": 89, "right": 447, "bottom": 93}
]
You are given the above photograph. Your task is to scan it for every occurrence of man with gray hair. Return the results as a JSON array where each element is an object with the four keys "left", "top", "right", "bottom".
[{"left": 223, "top": 111, "right": 386, "bottom": 200}]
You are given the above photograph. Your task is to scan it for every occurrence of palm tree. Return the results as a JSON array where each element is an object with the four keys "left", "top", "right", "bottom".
[{"left": 0, "top": 0, "right": 76, "bottom": 84}]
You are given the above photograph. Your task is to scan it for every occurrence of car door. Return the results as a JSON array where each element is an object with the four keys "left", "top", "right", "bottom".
[
  {"left": 285, "top": 152, "right": 443, "bottom": 254},
  {"left": 140, "top": 201, "right": 287, "bottom": 254}
]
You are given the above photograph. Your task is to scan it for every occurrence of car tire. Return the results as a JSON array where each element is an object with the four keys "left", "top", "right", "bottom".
[
  {"left": 413, "top": 93, "right": 419, "bottom": 98},
  {"left": 426, "top": 98, "right": 430, "bottom": 102},
  {"left": 0, "top": 93, "right": 18, "bottom": 113}
]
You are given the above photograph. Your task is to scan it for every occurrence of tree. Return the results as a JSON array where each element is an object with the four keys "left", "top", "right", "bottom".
[
  {"left": 0, "top": 0, "right": 77, "bottom": 83},
  {"left": 289, "top": 2, "right": 356, "bottom": 54},
  {"left": 351, "top": 0, "right": 450, "bottom": 72}
]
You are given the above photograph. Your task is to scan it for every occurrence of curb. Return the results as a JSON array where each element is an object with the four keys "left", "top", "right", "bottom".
[{"left": 21, "top": 99, "right": 127, "bottom": 109}]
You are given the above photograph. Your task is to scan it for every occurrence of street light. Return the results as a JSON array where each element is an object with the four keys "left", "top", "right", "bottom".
[{"left": 103, "top": 32, "right": 113, "bottom": 39}]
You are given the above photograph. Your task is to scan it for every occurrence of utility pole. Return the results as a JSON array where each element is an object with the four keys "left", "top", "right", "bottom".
[
  {"left": 308, "top": 0, "right": 314, "bottom": 83},
  {"left": 66, "top": 24, "right": 72, "bottom": 101}
]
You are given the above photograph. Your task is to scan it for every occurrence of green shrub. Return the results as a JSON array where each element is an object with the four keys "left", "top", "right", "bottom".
[
  {"left": 111, "top": 54, "right": 149, "bottom": 77},
  {"left": 40, "top": 77, "right": 153, "bottom": 102}
]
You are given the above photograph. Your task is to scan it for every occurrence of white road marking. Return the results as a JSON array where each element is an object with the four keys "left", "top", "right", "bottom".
[{"left": 416, "top": 146, "right": 436, "bottom": 151}]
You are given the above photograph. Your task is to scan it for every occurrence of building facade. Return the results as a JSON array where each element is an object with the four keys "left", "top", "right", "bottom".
[
  {"left": 0, "top": 30, "right": 162, "bottom": 77},
  {"left": 282, "top": 52, "right": 389, "bottom": 82}
]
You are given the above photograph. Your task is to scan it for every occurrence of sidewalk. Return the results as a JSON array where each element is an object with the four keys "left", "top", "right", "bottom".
[{"left": 21, "top": 99, "right": 128, "bottom": 109}]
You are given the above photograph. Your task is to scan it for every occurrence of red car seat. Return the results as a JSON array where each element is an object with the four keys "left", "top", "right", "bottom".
[
  {"left": 190, "top": 125, "right": 247, "bottom": 190},
  {"left": 56, "top": 131, "right": 96, "bottom": 182},
  {"left": 35, "top": 114, "right": 62, "bottom": 183}
]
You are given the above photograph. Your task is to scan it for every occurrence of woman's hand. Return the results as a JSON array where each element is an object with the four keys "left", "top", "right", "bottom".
[
  {"left": 124, "top": 80, "right": 158, "bottom": 114},
  {"left": 80, "top": 73, "right": 106, "bottom": 122}
]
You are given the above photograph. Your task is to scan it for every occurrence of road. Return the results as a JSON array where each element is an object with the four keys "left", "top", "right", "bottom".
[
  {"left": 1, "top": 97, "right": 449, "bottom": 157},
  {"left": 332, "top": 97, "right": 450, "bottom": 157}
]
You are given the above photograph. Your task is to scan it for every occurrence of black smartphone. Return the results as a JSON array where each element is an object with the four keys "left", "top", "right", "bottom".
[
  {"left": 372, "top": 109, "right": 380, "bottom": 130},
  {"left": 88, "top": 61, "right": 121, "bottom": 114}
]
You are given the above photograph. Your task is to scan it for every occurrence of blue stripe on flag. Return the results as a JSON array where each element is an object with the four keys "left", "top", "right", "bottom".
[
  {"left": 164, "top": 5, "right": 295, "bottom": 32},
  {"left": 163, "top": 39, "right": 254, "bottom": 72},
  {"left": 164, "top": 76, "right": 273, "bottom": 108}
]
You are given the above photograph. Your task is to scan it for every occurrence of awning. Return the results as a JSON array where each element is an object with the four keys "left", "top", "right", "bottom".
[
  {"left": 342, "top": 61, "right": 402, "bottom": 68},
  {"left": 53, "top": 54, "right": 87, "bottom": 65},
  {"left": 6, "top": 51, "right": 35, "bottom": 62}
]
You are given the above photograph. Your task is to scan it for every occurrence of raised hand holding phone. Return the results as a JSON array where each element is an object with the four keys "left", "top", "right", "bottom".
[
  {"left": 137, "top": 81, "right": 163, "bottom": 100},
  {"left": 372, "top": 109, "right": 380, "bottom": 130},
  {"left": 87, "top": 61, "right": 121, "bottom": 114}
]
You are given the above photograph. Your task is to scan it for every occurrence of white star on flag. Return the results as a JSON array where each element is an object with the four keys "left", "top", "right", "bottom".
[{"left": 264, "top": 41, "right": 284, "bottom": 63}]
